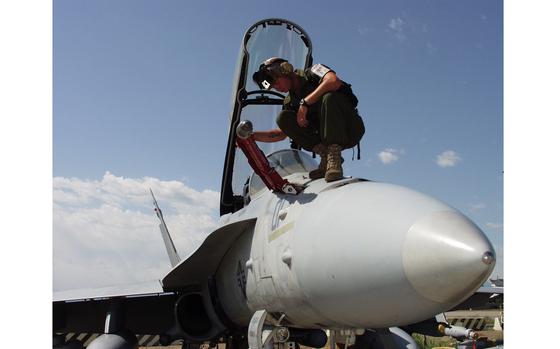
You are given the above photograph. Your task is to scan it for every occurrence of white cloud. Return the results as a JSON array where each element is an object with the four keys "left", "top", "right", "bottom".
[
  {"left": 426, "top": 42, "right": 437, "bottom": 54},
  {"left": 53, "top": 172, "right": 220, "bottom": 291},
  {"left": 436, "top": 150, "right": 462, "bottom": 168},
  {"left": 389, "top": 17, "right": 404, "bottom": 31},
  {"left": 388, "top": 17, "right": 406, "bottom": 41},
  {"left": 378, "top": 148, "right": 404, "bottom": 164},
  {"left": 358, "top": 27, "right": 374, "bottom": 35}
]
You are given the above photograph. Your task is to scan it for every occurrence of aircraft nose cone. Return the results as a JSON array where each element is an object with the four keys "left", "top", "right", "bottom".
[{"left": 402, "top": 210, "right": 495, "bottom": 304}]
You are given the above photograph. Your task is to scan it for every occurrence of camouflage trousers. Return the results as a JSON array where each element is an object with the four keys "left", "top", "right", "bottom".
[{"left": 276, "top": 91, "right": 365, "bottom": 151}]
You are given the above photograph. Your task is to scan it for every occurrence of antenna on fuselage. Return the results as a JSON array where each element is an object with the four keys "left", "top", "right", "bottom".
[{"left": 150, "top": 188, "right": 181, "bottom": 268}]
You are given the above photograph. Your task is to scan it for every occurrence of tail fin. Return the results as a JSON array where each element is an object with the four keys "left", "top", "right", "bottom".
[{"left": 150, "top": 189, "right": 181, "bottom": 268}]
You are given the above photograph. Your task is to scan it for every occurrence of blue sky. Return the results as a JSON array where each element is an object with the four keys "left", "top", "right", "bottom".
[{"left": 53, "top": 0, "right": 503, "bottom": 286}]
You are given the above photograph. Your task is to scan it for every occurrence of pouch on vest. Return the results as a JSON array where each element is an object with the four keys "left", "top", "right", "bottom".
[{"left": 338, "top": 83, "right": 359, "bottom": 108}]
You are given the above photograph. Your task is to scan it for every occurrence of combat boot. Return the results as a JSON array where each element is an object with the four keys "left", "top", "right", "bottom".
[
  {"left": 325, "top": 144, "right": 343, "bottom": 182},
  {"left": 309, "top": 144, "right": 327, "bottom": 179}
]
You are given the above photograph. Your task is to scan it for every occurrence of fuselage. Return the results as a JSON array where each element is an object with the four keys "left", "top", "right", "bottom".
[{"left": 215, "top": 168, "right": 495, "bottom": 329}]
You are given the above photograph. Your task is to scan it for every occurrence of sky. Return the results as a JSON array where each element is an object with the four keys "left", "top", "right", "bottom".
[{"left": 52, "top": 0, "right": 504, "bottom": 291}]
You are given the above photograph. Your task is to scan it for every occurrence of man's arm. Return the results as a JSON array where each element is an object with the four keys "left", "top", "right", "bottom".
[
  {"left": 302, "top": 71, "right": 343, "bottom": 105},
  {"left": 252, "top": 128, "right": 287, "bottom": 143},
  {"left": 296, "top": 71, "right": 343, "bottom": 128}
]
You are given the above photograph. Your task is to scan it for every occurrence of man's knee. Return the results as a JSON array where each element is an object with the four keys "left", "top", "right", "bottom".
[
  {"left": 321, "top": 92, "right": 336, "bottom": 104},
  {"left": 321, "top": 91, "right": 351, "bottom": 112}
]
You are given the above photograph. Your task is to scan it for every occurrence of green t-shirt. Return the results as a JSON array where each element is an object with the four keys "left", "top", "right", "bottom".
[{"left": 282, "top": 63, "right": 357, "bottom": 112}]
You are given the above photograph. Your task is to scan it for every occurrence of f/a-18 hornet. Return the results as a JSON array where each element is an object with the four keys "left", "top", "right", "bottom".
[{"left": 53, "top": 18, "right": 499, "bottom": 349}]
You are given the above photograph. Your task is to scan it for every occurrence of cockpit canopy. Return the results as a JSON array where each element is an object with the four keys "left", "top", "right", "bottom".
[{"left": 221, "top": 19, "right": 313, "bottom": 215}]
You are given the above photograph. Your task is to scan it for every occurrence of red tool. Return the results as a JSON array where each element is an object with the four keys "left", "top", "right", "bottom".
[{"left": 236, "top": 121, "right": 299, "bottom": 195}]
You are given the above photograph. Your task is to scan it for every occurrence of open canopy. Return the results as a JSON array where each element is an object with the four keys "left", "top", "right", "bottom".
[{"left": 220, "top": 19, "right": 314, "bottom": 215}]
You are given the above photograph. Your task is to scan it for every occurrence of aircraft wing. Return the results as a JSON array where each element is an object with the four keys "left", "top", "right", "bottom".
[
  {"left": 53, "top": 280, "right": 166, "bottom": 302},
  {"left": 162, "top": 217, "right": 257, "bottom": 290},
  {"left": 53, "top": 282, "right": 178, "bottom": 347},
  {"left": 449, "top": 286, "right": 503, "bottom": 311},
  {"left": 477, "top": 286, "right": 503, "bottom": 294},
  {"left": 54, "top": 217, "right": 257, "bottom": 346}
]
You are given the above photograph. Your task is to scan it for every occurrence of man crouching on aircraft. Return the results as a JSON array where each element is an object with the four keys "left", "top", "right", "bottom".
[{"left": 252, "top": 57, "right": 365, "bottom": 182}]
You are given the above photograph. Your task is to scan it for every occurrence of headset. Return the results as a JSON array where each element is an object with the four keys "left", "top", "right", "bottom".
[{"left": 252, "top": 57, "right": 294, "bottom": 90}]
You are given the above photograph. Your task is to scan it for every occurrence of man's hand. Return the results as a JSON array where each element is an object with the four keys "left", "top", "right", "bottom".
[{"left": 297, "top": 105, "right": 309, "bottom": 127}]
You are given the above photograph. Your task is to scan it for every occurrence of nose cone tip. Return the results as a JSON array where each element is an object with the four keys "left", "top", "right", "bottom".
[
  {"left": 403, "top": 210, "right": 495, "bottom": 305},
  {"left": 481, "top": 251, "right": 495, "bottom": 265}
]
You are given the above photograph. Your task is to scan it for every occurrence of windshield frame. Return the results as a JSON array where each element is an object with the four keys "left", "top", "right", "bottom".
[{"left": 247, "top": 149, "right": 317, "bottom": 198}]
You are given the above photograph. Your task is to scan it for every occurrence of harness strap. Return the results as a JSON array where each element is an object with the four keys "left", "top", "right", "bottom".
[{"left": 351, "top": 142, "right": 361, "bottom": 161}]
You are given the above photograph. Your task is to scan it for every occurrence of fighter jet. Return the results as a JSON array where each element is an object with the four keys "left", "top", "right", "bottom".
[{"left": 53, "top": 18, "right": 498, "bottom": 349}]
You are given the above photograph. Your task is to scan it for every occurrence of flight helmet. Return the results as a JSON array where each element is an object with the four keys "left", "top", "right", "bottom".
[{"left": 252, "top": 57, "right": 294, "bottom": 90}]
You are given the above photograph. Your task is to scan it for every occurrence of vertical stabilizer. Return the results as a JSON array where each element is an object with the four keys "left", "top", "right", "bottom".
[{"left": 150, "top": 189, "right": 181, "bottom": 267}]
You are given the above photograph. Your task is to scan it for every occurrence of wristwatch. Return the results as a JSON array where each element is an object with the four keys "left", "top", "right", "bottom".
[{"left": 299, "top": 98, "right": 310, "bottom": 108}]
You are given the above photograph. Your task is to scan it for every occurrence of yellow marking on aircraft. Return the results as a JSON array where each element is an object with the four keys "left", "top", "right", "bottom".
[{"left": 269, "top": 221, "right": 295, "bottom": 242}]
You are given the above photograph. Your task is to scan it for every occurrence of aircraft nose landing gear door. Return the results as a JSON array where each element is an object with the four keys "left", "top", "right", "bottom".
[{"left": 220, "top": 18, "right": 313, "bottom": 216}]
